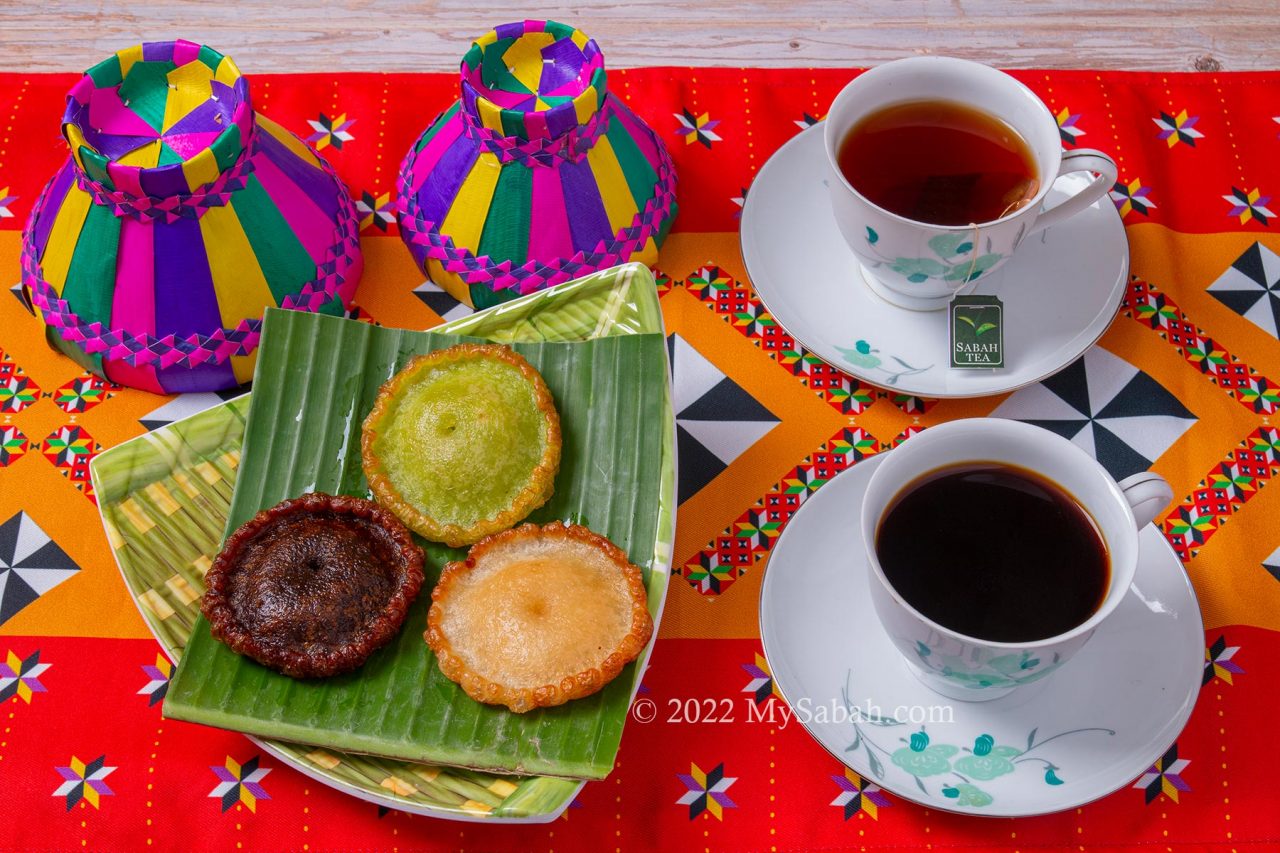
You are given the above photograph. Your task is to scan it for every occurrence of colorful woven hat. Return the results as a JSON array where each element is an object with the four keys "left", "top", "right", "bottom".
[
  {"left": 397, "top": 20, "right": 678, "bottom": 309},
  {"left": 21, "top": 40, "right": 362, "bottom": 393}
]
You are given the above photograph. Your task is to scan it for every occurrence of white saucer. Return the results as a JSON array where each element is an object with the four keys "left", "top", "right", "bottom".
[
  {"left": 740, "top": 124, "right": 1130, "bottom": 398},
  {"left": 759, "top": 453, "right": 1203, "bottom": 817}
]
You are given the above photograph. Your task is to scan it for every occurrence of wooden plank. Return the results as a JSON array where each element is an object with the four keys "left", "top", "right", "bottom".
[{"left": 0, "top": 1, "right": 1276, "bottom": 72}]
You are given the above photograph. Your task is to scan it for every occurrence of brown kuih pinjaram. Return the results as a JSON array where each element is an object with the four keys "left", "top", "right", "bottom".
[
  {"left": 201, "top": 493, "right": 425, "bottom": 678},
  {"left": 875, "top": 463, "right": 1108, "bottom": 643},
  {"left": 837, "top": 99, "right": 1039, "bottom": 226}
]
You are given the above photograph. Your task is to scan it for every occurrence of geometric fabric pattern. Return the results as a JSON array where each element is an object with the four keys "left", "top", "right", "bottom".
[
  {"left": 0, "top": 648, "right": 50, "bottom": 703},
  {"left": 662, "top": 270, "right": 883, "bottom": 597},
  {"left": 0, "top": 512, "right": 80, "bottom": 625},
  {"left": 52, "top": 755, "right": 116, "bottom": 811},
  {"left": 1133, "top": 743, "right": 1191, "bottom": 804},
  {"left": 990, "top": 347, "right": 1197, "bottom": 480},
  {"left": 1, "top": 348, "right": 40, "bottom": 413},
  {"left": 209, "top": 755, "right": 271, "bottom": 813},
  {"left": 40, "top": 425, "right": 100, "bottom": 501},
  {"left": 51, "top": 374, "right": 116, "bottom": 414},
  {"left": 411, "top": 278, "right": 470, "bottom": 324},
  {"left": 669, "top": 332, "right": 779, "bottom": 503},
  {"left": 1203, "top": 634, "right": 1245, "bottom": 686},
  {"left": 680, "top": 265, "right": 892, "bottom": 416},
  {"left": 2, "top": 66, "right": 1280, "bottom": 852},
  {"left": 0, "top": 425, "right": 28, "bottom": 467},
  {"left": 831, "top": 769, "right": 891, "bottom": 820},
  {"left": 137, "top": 388, "right": 245, "bottom": 432},
  {"left": 1263, "top": 544, "right": 1280, "bottom": 583},
  {"left": 675, "top": 761, "right": 737, "bottom": 820},
  {"left": 137, "top": 654, "right": 173, "bottom": 707},
  {"left": 1208, "top": 241, "right": 1280, "bottom": 338},
  {"left": 1124, "top": 276, "right": 1279, "bottom": 414}
]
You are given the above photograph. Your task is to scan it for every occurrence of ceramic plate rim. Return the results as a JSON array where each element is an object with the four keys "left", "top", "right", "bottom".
[
  {"left": 758, "top": 452, "right": 1203, "bottom": 818},
  {"left": 740, "top": 123, "right": 1130, "bottom": 399}
]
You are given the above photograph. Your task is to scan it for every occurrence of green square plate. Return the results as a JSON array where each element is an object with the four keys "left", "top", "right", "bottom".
[{"left": 90, "top": 262, "right": 675, "bottom": 822}]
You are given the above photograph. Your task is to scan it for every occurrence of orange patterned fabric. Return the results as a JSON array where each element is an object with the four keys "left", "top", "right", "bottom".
[{"left": 1, "top": 68, "right": 1278, "bottom": 850}]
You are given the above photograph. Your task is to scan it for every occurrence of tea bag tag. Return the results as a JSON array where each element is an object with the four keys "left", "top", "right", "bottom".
[{"left": 950, "top": 295, "right": 1004, "bottom": 369}]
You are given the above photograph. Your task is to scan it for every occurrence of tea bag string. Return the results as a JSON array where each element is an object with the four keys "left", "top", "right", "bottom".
[
  {"left": 956, "top": 195, "right": 1031, "bottom": 297},
  {"left": 957, "top": 221, "right": 984, "bottom": 297}
]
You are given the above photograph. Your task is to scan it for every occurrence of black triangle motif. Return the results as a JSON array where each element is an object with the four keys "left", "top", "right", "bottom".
[
  {"left": 1267, "top": 293, "right": 1280, "bottom": 338},
  {"left": 1020, "top": 419, "right": 1090, "bottom": 442},
  {"left": 0, "top": 571, "right": 39, "bottom": 625},
  {"left": 680, "top": 376, "right": 779, "bottom": 423},
  {"left": 413, "top": 284, "right": 465, "bottom": 318},
  {"left": 1039, "top": 356, "right": 1092, "bottom": 417},
  {"left": 0, "top": 513, "right": 20, "bottom": 568},
  {"left": 676, "top": 424, "right": 728, "bottom": 505},
  {"left": 139, "top": 388, "right": 246, "bottom": 432},
  {"left": 1090, "top": 423, "right": 1155, "bottom": 480},
  {"left": 667, "top": 332, "right": 724, "bottom": 405},
  {"left": 1096, "top": 371, "right": 1195, "bottom": 420},
  {"left": 1210, "top": 287, "right": 1266, "bottom": 318},
  {"left": 13, "top": 537, "right": 79, "bottom": 572},
  {"left": 9, "top": 282, "right": 33, "bottom": 315},
  {"left": 1263, "top": 561, "right": 1280, "bottom": 583},
  {"left": 1231, "top": 242, "right": 1270, "bottom": 287}
]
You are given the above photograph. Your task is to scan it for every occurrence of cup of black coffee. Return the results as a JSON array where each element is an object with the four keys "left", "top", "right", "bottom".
[{"left": 861, "top": 418, "right": 1173, "bottom": 701}]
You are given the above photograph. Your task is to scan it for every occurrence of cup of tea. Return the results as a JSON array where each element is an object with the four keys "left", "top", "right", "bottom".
[
  {"left": 824, "top": 57, "right": 1119, "bottom": 311},
  {"left": 860, "top": 418, "right": 1173, "bottom": 701}
]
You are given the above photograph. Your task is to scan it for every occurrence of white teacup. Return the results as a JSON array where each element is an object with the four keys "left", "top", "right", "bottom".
[
  {"left": 824, "top": 57, "right": 1118, "bottom": 311},
  {"left": 860, "top": 418, "right": 1173, "bottom": 701}
]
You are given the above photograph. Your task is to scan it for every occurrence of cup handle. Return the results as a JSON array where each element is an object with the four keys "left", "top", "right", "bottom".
[
  {"left": 1028, "top": 149, "right": 1119, "bottom": 236},
  {"left": 1117, "top": 471, "right": 1174, "bottom": 529}
]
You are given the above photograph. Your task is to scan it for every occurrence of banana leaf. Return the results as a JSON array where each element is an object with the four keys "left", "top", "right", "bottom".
[{"left": 164, "top": 306, "right": 668, "bottom": 780}]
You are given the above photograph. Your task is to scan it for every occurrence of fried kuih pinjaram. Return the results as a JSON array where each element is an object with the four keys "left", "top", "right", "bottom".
[
  {"left": 425, "top": 522, "right": 653, "bottom": 713},
  {"left": 361, "top": 343, "right": 562, "bottom": 548},
  {"left": 201, "top": 493, "right": 425, "bottom": 678}
]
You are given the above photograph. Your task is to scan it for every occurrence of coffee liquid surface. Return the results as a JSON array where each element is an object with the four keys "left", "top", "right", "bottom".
[{"left": 876, "top": 463, "right": 1109, "bottom": 643}]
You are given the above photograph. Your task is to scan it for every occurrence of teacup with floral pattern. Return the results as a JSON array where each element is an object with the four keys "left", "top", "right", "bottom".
[
  {"left": 824, "top": 57, "right": 1118, "bottom": 311},
  {"left": 860, "top": 418, "right": 1173, "bottom": 701}
]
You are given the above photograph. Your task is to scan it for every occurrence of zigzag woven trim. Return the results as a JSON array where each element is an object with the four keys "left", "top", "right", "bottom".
[
  {"left": 73, "top": 129, "right": 261, "bottom": 223},
  {"left": 395, "top": 140, "right": 677, "bottom": 294},
  {"left": 21, "top": 158, "right": 362, "bottom": 370},
  {"left": 459, "top": 99, "right": 616, "bottom": 166}
]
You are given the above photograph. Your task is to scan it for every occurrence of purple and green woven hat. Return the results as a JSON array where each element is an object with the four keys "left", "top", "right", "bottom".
[
  {"left": 397, "top": 20, "right": 678, "bottom": 309},
  {"left": 22, "top": 39, "right": 362, "bottom": 394}
]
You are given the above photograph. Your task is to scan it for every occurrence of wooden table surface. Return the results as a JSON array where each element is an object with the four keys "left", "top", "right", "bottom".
[{"left": 2, "top": 1, "right": 1277, "bottom": 73}]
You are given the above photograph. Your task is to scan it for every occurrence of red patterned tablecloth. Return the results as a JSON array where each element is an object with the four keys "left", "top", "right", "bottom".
[{"left": 1, "top": 67, "right": 1279, "bottom": 851}]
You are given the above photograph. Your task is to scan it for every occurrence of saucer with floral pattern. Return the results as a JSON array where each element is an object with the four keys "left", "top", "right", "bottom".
[
  {"left": 740, "top": 123, "right": 1129, "bottom": 399},
  {"left": 759, "top": 453, "right": 1203, "bottom": 817}
]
